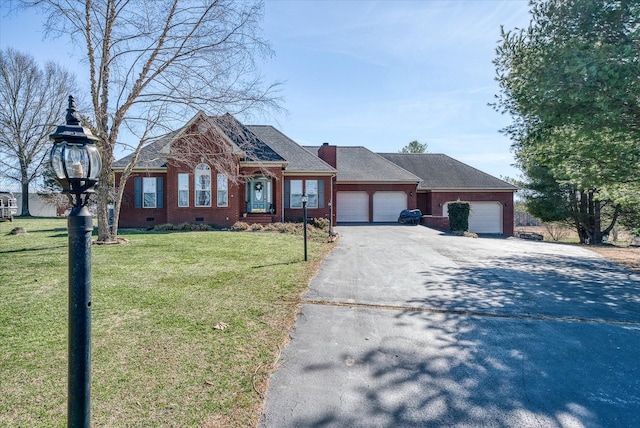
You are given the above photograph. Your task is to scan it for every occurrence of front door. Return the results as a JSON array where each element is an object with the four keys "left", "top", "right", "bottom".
[{"left": 248, "top": 178, "right": 270, "bottom": 213}]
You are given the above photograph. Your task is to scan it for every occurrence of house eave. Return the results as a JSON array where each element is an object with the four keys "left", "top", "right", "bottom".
[
  {"left": 283, "top": 170, "right": 336, "bottom": 176},
  {"left": 239, "top": 160, "right": 288, "bottom": 168},
  {"left": 112, "top": 166, "right": 167, "bottom": 173},
  {"left": 420, "top": 187, "right": 517, "bottom": 192},
  {"left": 337, "top": 180, "right": 419, "bottom": 185}
]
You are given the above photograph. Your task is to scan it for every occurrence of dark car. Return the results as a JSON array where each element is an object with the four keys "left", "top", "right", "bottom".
[{"left": 398, "top": 209, "right": 422, "bottom": 225}]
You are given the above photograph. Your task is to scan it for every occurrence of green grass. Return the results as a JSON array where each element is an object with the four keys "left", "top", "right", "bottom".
[{"left": 0, "top": 217, "right": 333, "bottom": 427}]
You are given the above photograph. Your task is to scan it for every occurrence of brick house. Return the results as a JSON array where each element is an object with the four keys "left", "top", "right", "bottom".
[
  {"left": 114, "top": 112, "right": 336, "bottom": 229},
  {"left": 114, "top": 113, "right": 516, "bottom": 235}
]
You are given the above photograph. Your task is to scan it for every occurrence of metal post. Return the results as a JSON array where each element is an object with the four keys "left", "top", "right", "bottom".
[
  {"left": 329, "top": 200, "right": 333, "bottom": 237},
  {"left": 303, "top": 198, "right": 308, "bottom": 261},
  {"left": 67, "top": 205, "right": 93, "bottom": 428}
]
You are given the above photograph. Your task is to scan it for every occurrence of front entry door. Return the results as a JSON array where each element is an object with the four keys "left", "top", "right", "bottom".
[{"left": 248, "top": 178, "right": 269, "bottom": 213}]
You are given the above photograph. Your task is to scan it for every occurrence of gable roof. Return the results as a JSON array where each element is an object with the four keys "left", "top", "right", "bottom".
[
  {"left": 379, "top": 153, "right": 517, "bottom": 191},
  {"left": 247, "top": 125, "right": 335, "bottom": 173},
  {"left": 112, "top": 131, "right": 176, "bottom": 169},
  {"left": 113, "top": 113, "right": 287, "bottom": 170},
  {"left": 306, "top": 146, "right": 420, "bottom": 183},
  {"left": 211, "top": 114, "right": 284, "bottom": 163}
]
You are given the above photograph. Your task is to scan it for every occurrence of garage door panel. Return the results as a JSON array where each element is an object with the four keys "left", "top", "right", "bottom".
[
  {"left": 373, "top": 192, "right": 407, "bottom": 222},
  {"left": 337, "top": 192, "right": 368, "bottom": 222},
  {"left": 445, "top": 201, "right": 502, "bottom": 234}
]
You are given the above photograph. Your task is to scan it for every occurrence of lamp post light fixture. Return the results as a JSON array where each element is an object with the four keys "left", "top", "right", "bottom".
[
  {"left": 49, "top": 96, "right": 101, "bottom": 428},
  {"left": 301, "top": 193, "right": 308, "bottom": 261}
]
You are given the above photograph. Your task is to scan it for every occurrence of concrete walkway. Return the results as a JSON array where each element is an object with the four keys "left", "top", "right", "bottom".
[{"left": 260, "top": 225, "right": 640, "bottom": 427}]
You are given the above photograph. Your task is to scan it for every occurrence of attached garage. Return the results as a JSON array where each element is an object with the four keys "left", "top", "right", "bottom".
[
  {"left": 445, "top": 201, "right": 503, "bottom": 234},
  {"left": 373, "top": 191, "right": 407, "bottom": 222},
  {"left": 337, "top": 191, "right": 369, "bottom": 222},
  {"left": 469, "top": 202, "right": 502, "bottom": 233}
]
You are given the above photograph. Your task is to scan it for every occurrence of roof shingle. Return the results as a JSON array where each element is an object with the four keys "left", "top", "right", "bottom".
[
  {"left": 247, "top": 126, "right": 335, "bottom": 173},
  {"left": 379, "top": 153, "right": 517, "bottom": 190},
  {"left": 305, "top": 146, "right": 420, "bottom": 182}
]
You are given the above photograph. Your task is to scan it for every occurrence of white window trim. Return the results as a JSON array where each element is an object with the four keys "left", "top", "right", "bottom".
[
  {"left": 195, "top": 164, "right": 211, "bottom": 207},
  {"left": 217, "top": 173, "right": 228, "bottom": 207},
  {"left": 290, "top": 179, "right": 303, "bottom": 208},
  {"left": 306, "top": 180, "right": 318, "bottom": 209},
  {"left": 143, "top": 177, "right": 157, "bottom": 208},
  {"left": 178, "top": 173, "right": 189, "bottom": 207}
]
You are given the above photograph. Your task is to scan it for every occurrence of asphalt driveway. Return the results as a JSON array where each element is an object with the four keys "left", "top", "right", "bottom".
[{"left": 260, "top": 225, "right": 640, "bottom": 428}]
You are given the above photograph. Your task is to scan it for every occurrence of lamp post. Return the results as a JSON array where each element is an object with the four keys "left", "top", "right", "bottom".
[
  {"left": 301, "top": 193, "right": 308, "bottom": 261},
  {"left": 328, "top": 199, "right": 333, "bottom": 237},
  {"left": 49, "top": 96, "right": 101, "bottom": 428}
]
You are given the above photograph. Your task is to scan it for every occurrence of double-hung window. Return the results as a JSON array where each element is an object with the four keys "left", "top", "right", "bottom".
[
  {"left": 289, "top": 179, "right": 321, "bottom": 208},
  {"left": 178, "top": 173, "right": 189, "bottom": 207},
  {"left": 290, "top": 180, "right": 303, "bottom": 208},
  {"left": 143, "top": 177, "right": 157, "bottom": 208},
  {"left": 306, "top": 180, "right": 318, "bottom": 208},
  {"left": 217, "top": 174, "right": 228, "bottom": 207},
  {"left": 195, "top": 164, "right": 211, "bottom": 207},
  {"left": 134, "top": 176, "right": 163, "bottom": 208}
]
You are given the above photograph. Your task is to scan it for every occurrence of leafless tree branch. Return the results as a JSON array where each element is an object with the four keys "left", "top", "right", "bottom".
[{"left": 22, "top": 0, "right": 283, "bottom": 241}]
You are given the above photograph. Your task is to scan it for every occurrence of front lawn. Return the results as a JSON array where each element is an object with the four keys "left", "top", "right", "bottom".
[{"left": 0, "top": 217, "right": 333, "bottom": 427}]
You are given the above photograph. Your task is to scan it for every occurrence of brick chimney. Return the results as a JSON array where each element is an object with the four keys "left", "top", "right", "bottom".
[{"left": 318, "top": 142, "right": 337, "bottom": 168}]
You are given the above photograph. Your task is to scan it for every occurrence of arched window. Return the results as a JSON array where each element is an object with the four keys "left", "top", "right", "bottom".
[{"left": 195, "top": 164, "right": 211, "bottom": 207}]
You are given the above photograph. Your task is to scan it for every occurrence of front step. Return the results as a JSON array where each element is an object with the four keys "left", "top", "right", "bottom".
[{"left": 243, "top": 213, "right": 276, "bottom": 225}]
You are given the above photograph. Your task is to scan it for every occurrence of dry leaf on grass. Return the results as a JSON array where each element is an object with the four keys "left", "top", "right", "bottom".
[{"left": 214, "top": 322, "right": 229, "bottom": 330}]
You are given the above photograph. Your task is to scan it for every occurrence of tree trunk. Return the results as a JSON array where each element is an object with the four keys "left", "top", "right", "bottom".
[
  {"left": 96, "top": 147, "right": 115, "bottom": 242},
  {"left": 592, "top": 198, "right": 602, "bottom": 245},
  {"left": 570, "top": 190, "right": 589, "bottom": 244},
  {"left": 20, "top": 178, "right": 30, "bottom": 217},
  {"left": 602, "top": 204, "right": 621, "bottom": 237}
]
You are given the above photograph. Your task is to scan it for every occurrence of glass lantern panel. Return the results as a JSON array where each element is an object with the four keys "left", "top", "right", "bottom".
[
  {"left": 50, "top": 144, "right": 66, "bottom": 179},
  {"left": 64, "top": 144, "right": 89, "bottom": 178},
  {"left": 86, "top": 145, "right": 102, "bottom": 179}
]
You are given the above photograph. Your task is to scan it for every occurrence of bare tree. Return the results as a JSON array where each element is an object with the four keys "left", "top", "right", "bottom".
[
  {"left": 0, "top": 47, "right": 76, "bottom": 216},
  {"left": 25, "top": 0, "right": 281, "bottom": 241}
]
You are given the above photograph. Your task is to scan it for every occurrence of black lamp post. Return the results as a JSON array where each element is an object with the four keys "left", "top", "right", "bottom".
[
  {"left": 301, "top": 194, "right": 308, "bottom": 261},
  {"left": 328, "top": 199, "right": 333, "bottom": 237},
  {"left": 49, "top": 96, "right": 101, "bottom": 428}
]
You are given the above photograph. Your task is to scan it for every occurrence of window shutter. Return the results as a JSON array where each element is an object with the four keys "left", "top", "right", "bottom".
[
  {"left": 156, "top": 177, "right": 164, "bottom": 208},
  {"left": 134, "top": 177, "right": 141, "bottom": 208},
  {"left": 318, "top": 179, "right": 325, "bottom": 209},
  {"left": 284, "top": 180, "right": 290, "bottom": 209}
]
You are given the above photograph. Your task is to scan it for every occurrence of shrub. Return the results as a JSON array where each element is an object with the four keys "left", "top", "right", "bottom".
[
  {"left": 153, "top": 222, "right": 215, "bottom": 232},
  {"left": 277, "top": 223, "right": 297, "bottom": 234},
  {"left": 448, "top": 201, "right": 470, "bottom": 232},
  {"left": 230, "top": 221, "right": 249, "bottom": 231},
  {"left": 310, "top": 217, "right": 330, "bottom": 230},
  {"left": 153, "top": 223, "right": 174, "bottom": 231},
  {"left": 250, "top": 223, "right": 264, "bottom": 231},
  {"left": 543, "top": 222, "right": 570, "bottom": 242}
]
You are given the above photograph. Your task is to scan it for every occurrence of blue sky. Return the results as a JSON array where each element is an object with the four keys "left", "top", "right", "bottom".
[{"left": 0, "top": 0, "right": 531, "bottom": 180}]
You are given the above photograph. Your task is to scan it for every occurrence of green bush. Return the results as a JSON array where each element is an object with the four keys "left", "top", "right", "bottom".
[{"left": 448, "top": 201, "right": 470, "bottom": 232}]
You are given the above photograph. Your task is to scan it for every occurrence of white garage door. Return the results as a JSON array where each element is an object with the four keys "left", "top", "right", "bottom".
[
  {"left": 337, "top": 192, "right": 369, "bottom": 222},
  {"left": 373, "top": 191, "right": 407, "bottom": 222},
  {"left": 445, "top": 201, "right": 503, "bottom": 234}
]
